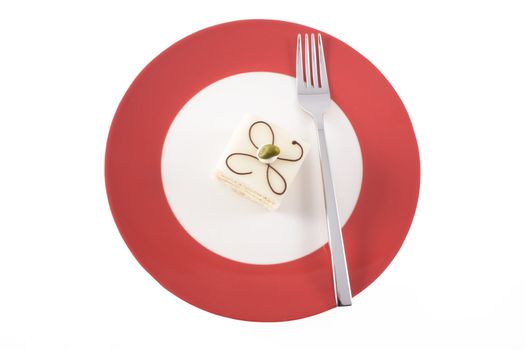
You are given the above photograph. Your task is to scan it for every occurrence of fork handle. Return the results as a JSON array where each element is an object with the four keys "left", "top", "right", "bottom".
[{"left": 315, "top": 118, "right": 353, "bottom": 306}]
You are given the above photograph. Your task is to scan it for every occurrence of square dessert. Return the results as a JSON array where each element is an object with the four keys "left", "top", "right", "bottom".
[{"left": 214, "top": 115, "right": 310, "bottom": 210}]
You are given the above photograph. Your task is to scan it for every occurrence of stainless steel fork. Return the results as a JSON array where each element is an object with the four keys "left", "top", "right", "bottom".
[{"left": 296, "top": 33, "right": 352, "bottom": 306}]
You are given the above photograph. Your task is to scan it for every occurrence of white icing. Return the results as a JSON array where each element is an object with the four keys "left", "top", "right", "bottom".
[{"left": 215, "top": 115, "right": 310, "bottom": 209}]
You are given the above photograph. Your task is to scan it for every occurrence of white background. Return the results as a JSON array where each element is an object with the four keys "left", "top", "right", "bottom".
[{"left": 1, "top": 0, "right": 524, "bottom": 349}]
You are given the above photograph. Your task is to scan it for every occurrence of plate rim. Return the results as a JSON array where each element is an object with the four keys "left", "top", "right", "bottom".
[{"left": 105, "top": 19, "right": 420, "bottom": 322}]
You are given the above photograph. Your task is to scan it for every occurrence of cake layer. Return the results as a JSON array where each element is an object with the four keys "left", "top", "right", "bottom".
[{"left": 214, "top": 115, "right": 310, "bottom": 209}]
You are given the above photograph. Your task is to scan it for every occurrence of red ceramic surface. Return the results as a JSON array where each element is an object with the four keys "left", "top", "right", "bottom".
[{"left": 105, "top": 19, "right": 420, "bottom": 321}]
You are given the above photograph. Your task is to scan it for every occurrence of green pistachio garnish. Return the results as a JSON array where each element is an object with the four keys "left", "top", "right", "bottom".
[{"left": 258, "top": 144, "right": 280, "bottom": 160}]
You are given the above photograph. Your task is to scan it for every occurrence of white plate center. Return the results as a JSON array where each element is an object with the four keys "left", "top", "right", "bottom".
[{"left": 161, "top": 72, "right": 362, "bottom": 265}]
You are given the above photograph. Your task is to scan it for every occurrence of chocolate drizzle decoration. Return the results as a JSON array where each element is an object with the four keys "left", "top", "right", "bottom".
[{"left": 225, "top": 121, "right": 304, "bottom": 195}]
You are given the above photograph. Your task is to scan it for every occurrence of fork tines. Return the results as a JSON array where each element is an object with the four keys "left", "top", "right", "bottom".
[{"left": 296, "top": 33, "right": 328, "bottom": 92}]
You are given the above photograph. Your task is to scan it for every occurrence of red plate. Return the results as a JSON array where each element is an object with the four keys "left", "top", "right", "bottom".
[{"left": 105, "top": 19, "right": 420, "bottom": 321}]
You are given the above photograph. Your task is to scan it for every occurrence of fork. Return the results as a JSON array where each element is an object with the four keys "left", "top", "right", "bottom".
[{"left": 296, "top": 33, "right": 352, "bottom": 306}]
